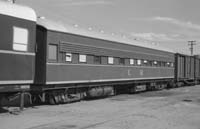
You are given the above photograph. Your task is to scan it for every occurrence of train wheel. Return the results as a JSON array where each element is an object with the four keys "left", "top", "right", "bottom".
[
  {"left": 54, "top": 95, "right": 59, "bottom": 104},
  {"left": 60, "top": 93, "right": 66, "bottom": 103},
  {"left": 49, "top": 95, "right": 56, "bottom": 105}
]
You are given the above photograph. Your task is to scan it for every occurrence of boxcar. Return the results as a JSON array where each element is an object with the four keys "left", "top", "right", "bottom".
[
  {"left": 175, "top": 53, "right": 197, "bottom": 86},
  {"left": 0, "top": 2, "right": 36, "bottom": 107},
  {"left": 194, "top": 55, "right": 200, "bottom": 83},
  {"left": 32, "top": 19, "right": 175, "bottom": 104}
]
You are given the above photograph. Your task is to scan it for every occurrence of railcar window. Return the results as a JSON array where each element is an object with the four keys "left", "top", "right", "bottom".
[
  {"left": 79, "top": 54, "right": 87, "bottom": 63},
  {"left": 143, "top": 60, "right": 148, "bottom": 66},
  {"left": 13, "top": 27, "right": 28, "bottom": 51},
  {"left": 143, "top": 60, "right": 148, "bottom": 64},
  {"left": 66, "top": 53, "right": 72, "bottom": 62},
  {"left": 48, "top": 45, "right": 57, "bottom": 60},
  {"left": 137, "top": 59, "right": 141, "bottom": 65},
  {"left": 130, "top": 59, "right": 134, "bottom": 65},
  {"left": 167, "top": 62, "right": 170, "bottom": 67},
  {"left": 148, "top": 60, "right": 152, "bottom": 66},
  {"left": 119, "top": 58, "right": 125, "bottom": 65},
  {"left": 157, "top": 61, "right": 161, "bottom": 67},
  {"left": 108, "top": 57, "right": 114, "bottom": 64},
  {"left": 171, "top": 62, "right": 174, "bottom": 67},
  {"left": 160, "top": 62, "right": 165, "bottom": 67},
  {"left": 94, "top": 56, "right": 101, "bottom": 64}
]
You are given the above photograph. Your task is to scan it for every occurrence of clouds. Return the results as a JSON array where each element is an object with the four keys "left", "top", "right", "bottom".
[
  {"left": 17, "top": 0, "right": 200, "bottom": 54},
  {"left": 130, "top": 16, "right": 200, "bottom": 42},
  {"left": 152, "top": 16, "right": 200, "bottom": 31},
  {"left": 57, "top": 0, "right": 114, "bottom": 6},
  {"left": 131, "top": 32, "right": 178, "bottom": 41}
]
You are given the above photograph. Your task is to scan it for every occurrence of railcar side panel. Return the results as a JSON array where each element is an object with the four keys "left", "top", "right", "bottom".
[
  {"left": 34, "top": 25, "right": 175, "bottom": 87},
  {"left": 0, "top": 15, "right": 36, "bottom": 52},
  {"left": 175, "top": 53, "right": 196, "bottom": 82},
  {"left": 0, "top": 53, "right": 34, "bottom": 83},
  {"left": 47, "top": 31, "right": 174, "bottom": 62},
  {"left": 45, "top": 64, "right": 174, "bottom": 84},
  {"left": 194, "top": 56, "right": 200, "bottom": 80},
  {"left": 0, "top": 14, "right": 36, "bottom": 87},
  {"left": 190, "top": 57, "right": 195, "bottom": 79},
  {"left": 36, "top": 29, "right": 174, "bottom": 85}
]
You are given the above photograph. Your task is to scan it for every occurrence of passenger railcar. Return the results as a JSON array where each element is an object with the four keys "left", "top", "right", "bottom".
[
  {"left": 0, "top": 2, "right": 36, "bottom": 108},
  {"left": 35, "top": 19, "right": 175, "bottom": 84},
  {"left": 31, "top": 19, "right": 175, "bottom": 104}
]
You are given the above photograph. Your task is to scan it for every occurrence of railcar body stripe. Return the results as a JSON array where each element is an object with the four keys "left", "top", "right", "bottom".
[
  {"left": 47, "top": 62, "right": 174, "bottom": 69},
  {"left": 61, "top": 41, "right": 174, "bottom": 59},
  {"left": 0, "top": 80, "right": 33, "bottom": 85},
  {"left": 46, "top": 77, "right": 174, "bottom": 85},
  {"left": 0, "top": 50, "right": 35, "bottom": 56}
]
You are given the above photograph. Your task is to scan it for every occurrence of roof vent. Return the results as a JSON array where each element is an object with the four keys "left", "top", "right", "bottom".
[
  {"left": 38, "top": 16, "right": 45, "bottom": 19},
  {"left": 88, "top": 27, "right": 92, "bottom": 31},
  {"left": 100, "top": 30, "right": 104, "bottom": 33},
  {"left": 73, "top": 24, "right": 79, "bottom": 28}
]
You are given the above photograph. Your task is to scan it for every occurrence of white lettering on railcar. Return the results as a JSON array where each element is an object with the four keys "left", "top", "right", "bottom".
[{"left": 140, "top": 69, "right": 144, "bottom": 76}]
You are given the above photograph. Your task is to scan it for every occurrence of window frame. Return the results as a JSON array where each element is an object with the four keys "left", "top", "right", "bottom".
[
  {"left": 94, "top": 55, "right": 101, "bottom": 64},
  {"left": 108, "top": 57, "right": 114, "bottom": 64},
  {"left": 13, "top": 26, "right": 29, "bottom": 51},
  {"left": 48, "top": 44, "right": 58, "bottom": 61},
  {"left": 130, "top": 59, "right": 134, "bottom": 65},
  {"left": 119, "top": 58, "right": 125, "bottom": 65},
  {"left": 171, "top": 62, "right": 174, "bottom": 67},
  {"left": 137, "top": 59, "right": 142, "bottom": 65},
  {"left": 153, "top": 61, "right": 158, "bottom": 65},
  {"left": 143, "top": 60, "right": 148, "bottom": 64},
  {"left": 65, "top": 53, "right": 72, "bottom": 62},
  {"left": 79, "top": 54, "right": 87, "bottom": 63}
]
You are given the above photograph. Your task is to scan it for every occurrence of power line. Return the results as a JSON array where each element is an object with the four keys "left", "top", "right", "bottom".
[{"left": 188, "top": 41, "right": 196, "bottom": 55}]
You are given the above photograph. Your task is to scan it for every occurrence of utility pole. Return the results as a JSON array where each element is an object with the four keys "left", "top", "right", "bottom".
[{"left": 188, "top": 41, "right": 196, "bottom": 55}]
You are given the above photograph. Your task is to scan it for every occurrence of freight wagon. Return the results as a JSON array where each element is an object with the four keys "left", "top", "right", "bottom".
[{"left": 194, "top": 55, "right": 200, "bottom": 83}]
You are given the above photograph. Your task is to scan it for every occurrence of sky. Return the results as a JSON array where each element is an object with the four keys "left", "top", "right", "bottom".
[{"left": 12, "top": 0, "right": 200, "bottom": 54}]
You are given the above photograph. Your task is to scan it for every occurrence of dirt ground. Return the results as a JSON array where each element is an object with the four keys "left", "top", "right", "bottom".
[{"left": 1, "top": 85, "right": 200, "bottom": 129}]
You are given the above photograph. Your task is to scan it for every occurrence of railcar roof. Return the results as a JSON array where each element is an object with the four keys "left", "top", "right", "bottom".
[
  {"left": 0, "top": 1, "right": 36, "bottom": 21},
  {"left": 37, "top": 18, "right": 175, "bottom": 53}
]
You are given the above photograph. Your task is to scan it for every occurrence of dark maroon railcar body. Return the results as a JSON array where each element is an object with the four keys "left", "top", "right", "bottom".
[
  {"left": 34, "top": 19, "right": 175, "bottom": 87},
  {"left": 0, "top": 2, "right": 36, "bottom": 92}
]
